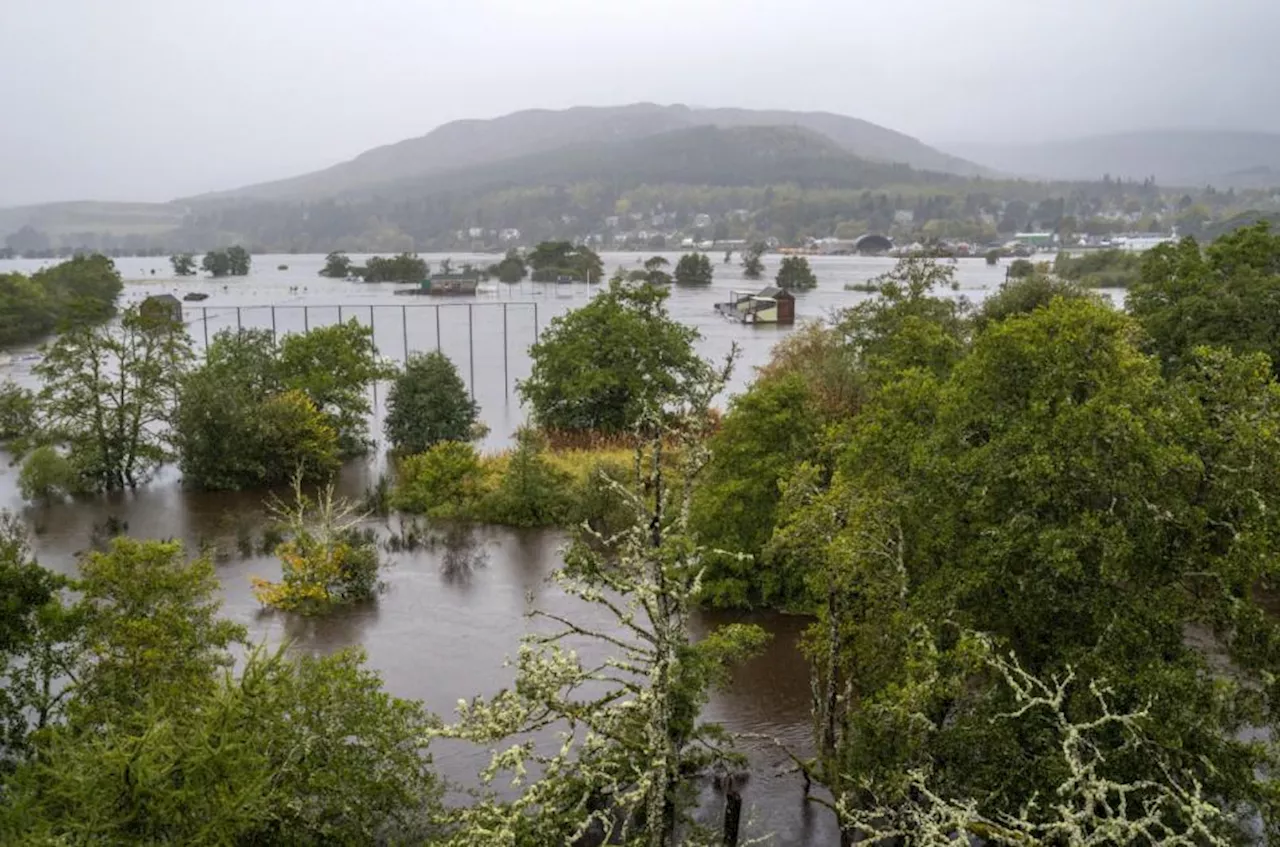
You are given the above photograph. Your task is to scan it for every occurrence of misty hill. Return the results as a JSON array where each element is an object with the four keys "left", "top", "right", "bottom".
[
  {"left": 0, "top": 201, "right": 184, "bottom": 239},
  {"left": 947, "top": 131, "right": 1280, "bottom": 189},
  {"left": 197, "top": 103, "right": 985, "bottom": 201},
  {"left": 343, "top": 125, "right": 950, "bottom": 200}
]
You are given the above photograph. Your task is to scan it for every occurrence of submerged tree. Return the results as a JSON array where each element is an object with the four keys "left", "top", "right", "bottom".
[
  {"left": 674, "top": 252, "right": 713, "bottom": 286},
  {"left": 384, "top": 351, "right": 478, "bottom": 455},
  {"left": 775, "top": 255, "right": 817, "bottom": 290},
  {"left": 319, "top": 250, "right": 354, "bottom": 278},
  {"left": 35, "top": 305, "right": 192, "bottom": 491},
  {"left": 445, "top": 356, "right": 768, "bottom": 845},
  {"left": 169, "top": 253, "right": 196, "bottom": 276},
  {"left": 741, "top": 242, "right": 766, "bottom": 280}
]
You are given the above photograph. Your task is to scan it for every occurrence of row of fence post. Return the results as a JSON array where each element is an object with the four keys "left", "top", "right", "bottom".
[{"left": 195, "top": 301, "right": 544, "bottom": 399}]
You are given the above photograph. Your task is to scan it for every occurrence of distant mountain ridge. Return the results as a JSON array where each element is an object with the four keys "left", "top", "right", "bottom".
[
  {"left": 946, "top": 130, "right": 1280, "bottom": 189},
  {"left": 338, "top": 124, "right": 953, "bottom": 201},
  {"left": 194, "top": 103, "right": 987, "bottom": 202}
]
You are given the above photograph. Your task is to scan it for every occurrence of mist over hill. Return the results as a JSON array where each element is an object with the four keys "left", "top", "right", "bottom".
[
  {"left": 946, "top": 130, "right": 1280, "bottom": 189},
  {"left": 194, "top": 103, "right": 987, "bottom": 202}
]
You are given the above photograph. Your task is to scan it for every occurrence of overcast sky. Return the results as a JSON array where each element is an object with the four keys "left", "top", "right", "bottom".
[{"left": 2, "top": 0, "right": 1276, "bottom": 206}]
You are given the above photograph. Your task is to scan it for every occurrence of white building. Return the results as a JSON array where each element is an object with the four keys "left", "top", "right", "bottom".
[
  {"left": 499, "top": 228, "right": 521, "bottom": 242},
  {"left": 467, "top": 227, "right": 484, "bottom": 239}
]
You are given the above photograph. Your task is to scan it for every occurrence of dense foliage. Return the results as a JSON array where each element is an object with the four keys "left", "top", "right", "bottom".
[
  {"left": 319, "top": 249, "right": 354, "bottom": 278},
  {"left": 490, "top": 248, "right": 527, "bottom": 283},
  {"left": 169, "top": 252, "right": 196, "bottom": 275},
  {"left": 526, "top": 240, "right": 604, "bottom": 282},
  {"left": 688, "top": 244, "right": 1280, "bottom": 841},
  {"left": 201, "top": 245, "right": 251, "bottom": 277},
  {"left": 173, "top": 322, "right": 385, "bottom": 491},
  {"left": 1128, "top": 221, "right": 1280, "bottom": 377},
  {"left": 384, "top": 351, "right": 478, "bottom": 454},
  {"left": 518, "top": 280, "right": 707, "bottom": 433},
  {"left": 1051, "top": 247, "right": 1142, "bottom": 287},
  {"left": 0, "top": 526, "right": 441, "bottom": 844},
  {"left": 673, "top": 252, "right": 713, "bottom": 286},
  {"left": 360, "top": 252, "right": 427, "bottom": 282},
  {"left": 35, "top": 304, "right": 192, "bottom": 491},
  {"left": 251, "top": 483, "right": 383, "bottom": 614},
  {"left": 775, "top": 254, "right": 817, "bottom": 289},
  {"left": 0, "top": 254, "right": 122, "bottom": 349}
]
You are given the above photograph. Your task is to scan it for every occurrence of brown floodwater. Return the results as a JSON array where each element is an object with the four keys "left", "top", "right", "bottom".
[{"left": 0, "top": 252, "right": 1124, "bottom": 843}]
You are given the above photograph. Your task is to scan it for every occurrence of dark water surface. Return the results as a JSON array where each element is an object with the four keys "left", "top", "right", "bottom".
[{"left": 0, "top": 253, "right": 1122, "bottom": 843}]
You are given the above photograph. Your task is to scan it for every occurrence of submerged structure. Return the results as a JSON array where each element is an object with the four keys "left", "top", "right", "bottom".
[
  {"left": 397, "top": 270, "right": 482, "bottom": 296},
  {"left": 713, "top": 286, "right": 796, "bottom": 325}
]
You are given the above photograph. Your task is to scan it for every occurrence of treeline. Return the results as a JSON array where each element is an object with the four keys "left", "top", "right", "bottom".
[{"left": 0, "top": 254, "right": 122, "bottom": 349}]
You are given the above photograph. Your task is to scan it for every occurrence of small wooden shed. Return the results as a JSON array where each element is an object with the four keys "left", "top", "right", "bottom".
[{"left": 141, "top": 294, "right": 183, "bottom": 324}]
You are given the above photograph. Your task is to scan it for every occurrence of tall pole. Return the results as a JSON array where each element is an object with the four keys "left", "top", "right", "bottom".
[
  {"left": 435, "top": 307, "right": 441, "bottom": 353},
  {"left": 202, "top": 308, "right": 209, "bottom": 348},
  {"left": 402, "top": 305, "right": 408, "bottom": 359},
  {"left": 468, "top": 303, "right": 475, "bottom": 399},
  {"left": 271, "top": 305, "right": 277, "bottom": 342},
  {"left": 502, "top": 302, "right": 509, "bottom": 397},
  {"left": 236, "top": 306, "right": 242, "bottom": 331}
]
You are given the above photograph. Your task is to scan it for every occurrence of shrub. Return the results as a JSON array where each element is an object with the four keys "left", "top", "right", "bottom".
[
  {"left": 1007, "top": 258, "right": 1036, "bottom": 279},
  {"left": 392, "top": 442, "right": 487, "bottom": 517},
  {"left": 384, "top": 352, "right": 479, "bottom": 455},
  {"left": 18, "top": 447, "right": 77, "bottom": 503},
  {"left": 255, "top": 390, "right": 341, "bottom": 485},
  {"left": 478, "top": 429, "right": 574, "bottom": 527},
  {"left": 251, "top": 484, "right": 382, "bottom": 615}
]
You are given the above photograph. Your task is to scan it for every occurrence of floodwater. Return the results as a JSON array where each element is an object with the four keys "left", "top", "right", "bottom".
[{"left": 0, "top": 253, "right": 1122, "bottom": 843}]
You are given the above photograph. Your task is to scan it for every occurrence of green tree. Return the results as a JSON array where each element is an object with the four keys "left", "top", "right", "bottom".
[
  {"left": 384, "top": 351, "right": 478, "bottom": 455},
  {"left": 69, "top": 538, "right": 247, "bottom": 728},
  {"left": 35, "top": 305, "right": 192, "bottom": 491},
  {"left": 1128, "top": 222, "right": 1280, "bottom": 376},
  {"left": 0, "top": 255, "right": 122, "bottom": 350},
  {"left": 527, "top": 241, "right": 604, "bottom": 282},
  {"left": 319, "top": 250, "right": 353, "bottom": 278},
  {"left": 0, "top": 381, "right": 37, "bottom": 448},
  {"left": 775, "top": 255, "right": 818, "bottom": 290},
  {"left": 673, "top": 252, "right": 713, "bottom": 286},
  {"left": 226, "top": 245, "right": 251, "bottom": 276},
  {"left": 445, "top": 379, "right": 767, "bottom": 845},
  {"left": 175, "top": 330, "right": 342, "bottom": 490},
  {"left": 493, "top": 248, "right": 527, "bottom": 283},
  {"left": 0, "top": 514, "right": 68, "bottom": 770},
  {"left": 741, "top": 241, "right": 766, "bottom": 280},
  {"left": 642, "top": 255, "right": 672, "bottom": 285},
  {"left": 17, "top": 447, "right": 77, "bottom": 504},
  {"left": 169, "top": 253, "right": 196, "bottom": 276},
  {"left": 518, "top": 280, "right": 707, "bottom": 433},
  {"left": 773, "top": 297, "right": 1280, "bottom": 839},
  {"left": 278, "top": 319, "right": 391, "bottom": 453},
  {"left": 5, "top": 646, "right": 442, "bottom": 845},
  {"left": 201, "top": 249, "right": 231, "bottom": 277},
  {"left": 974, "top": 272, "right": 1093, "bottom": 331},
  {"left": 360, "top": 253, "right": 427, "bottom": 283},
  {"left": 692, "top": 374, "right": 821, "bottom": 608}
]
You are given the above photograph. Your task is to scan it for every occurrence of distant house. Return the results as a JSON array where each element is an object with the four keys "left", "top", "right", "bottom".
[
  {"left": 468, "top": 227, "right": 484, "bottom": 239},
  {"left": 141, "top": 294, "right": 182, "bottom": 324},
  {"left": 894, "top": 210, "right": 915, "bottom": 225},
  {"left": 604, "top": 216, "right": 620, "bottom": 228},
  {"left": 1013, "top": 232, "right": 1057, "bottom": 248},
  {"left": 499, "top": 228, "right": 521, "bottom": 241},
  {"left": 693, "top": 213, "right": 713, "bottom": 228}
]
